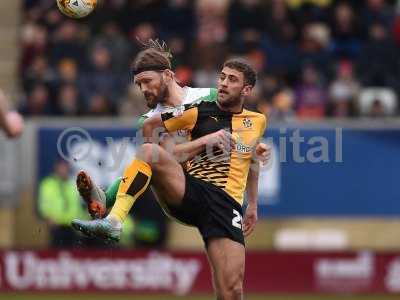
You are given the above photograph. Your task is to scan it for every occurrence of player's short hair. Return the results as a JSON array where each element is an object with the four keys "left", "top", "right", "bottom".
[
  {"left": 131, "top": 39, "right": 172, "bottom": 76},
  {"left": 223, "top": 58, "right": 257, "bottom": 87}
]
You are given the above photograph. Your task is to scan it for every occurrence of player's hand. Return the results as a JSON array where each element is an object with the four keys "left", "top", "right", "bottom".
[
  {"left": 255, "top": 142, "right": 271, "bottom": 166},
  {"left": 243, "top": 204, "right": 258, "bottom": 237},
  {"left": 203, "top": 129, "right": 235, "bottom": 154},
  {"left": 5, "top": 111, "right": 24, "bottom": 138}
]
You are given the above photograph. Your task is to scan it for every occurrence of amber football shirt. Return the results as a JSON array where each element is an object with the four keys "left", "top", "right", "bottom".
[{"left": 162, "top": 101, "right": 267, "bottom": 205}]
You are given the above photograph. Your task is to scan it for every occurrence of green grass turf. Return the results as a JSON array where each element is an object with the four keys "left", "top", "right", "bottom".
[{"left": 0, "top": 294, "right": 399, "bottom": 300}]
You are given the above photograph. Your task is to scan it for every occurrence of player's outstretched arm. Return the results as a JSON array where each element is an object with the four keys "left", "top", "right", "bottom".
[
  {"left": 0, "top": 89, "right": 24, "bottom": 138},
  {"left": 172, "top": 129, "right": 235, "bottom": 163},
  {"left": 0, "top": 90, "right": 11, "bottom": 134},
  {"left": 243, "top": 162, "right": 259, "bottom": 237},
  {"left": 243, "top": 141, "right": 271, "bottom": 236},
  {"left": 143, "top": 112, "right": 235, "bottom": 163}
]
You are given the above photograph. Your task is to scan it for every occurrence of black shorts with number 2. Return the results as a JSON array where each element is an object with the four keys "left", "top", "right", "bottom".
[{"left": 166, "top": 173, "right": 245, "bottom": 247}]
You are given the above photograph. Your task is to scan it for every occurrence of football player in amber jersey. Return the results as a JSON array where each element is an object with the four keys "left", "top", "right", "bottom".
[{"left": 72, "top": 58, "right": 268, "bottom": 299}]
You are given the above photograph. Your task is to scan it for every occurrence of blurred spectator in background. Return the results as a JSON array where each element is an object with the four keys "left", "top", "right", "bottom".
[
  {"left": 329, "top": 60, "right": 359, "bottom": 117},
  {"left": 160, "top": 0, "right": 195, "bottom": 41},
  {"left": 55, "top": 58, "right": 79, "bottom": 87},
  {"left": 393, "top": 1, "right": 400, "bottom": 46},
  {"left": 196, "top": 0, "right": 228, "bottom": 56},
  {"left": 89, "top": 21, "right": 131, "bottom": 73},
  {"left": 37, "top": 159, "right": 135, "bottom": 248},
  {"left": 80, "top": 45, "right": 121, "bottom": 112},
  {"left": 269, "top": 89, "right": 296, "bottom": 121},
  {"left": 20, "top": 23, "right": 48, "bottom": 73},
  {"left": 263, "top": 0, "right": 298, "bottom": 79},
  {"left": 192, "top": 42, "right": 222, "bottom": 88},
  {"left": 56, "top": 84, "right": 80, "bottom": 116},
  {"left": 369, "top": 98, "right": 387, "bottom": 117},
  {"left": 361, "top": 0, "right": 395, "bottom": 32},
  {"left": 295, "top": 64, "right": 327, "bottom": 119},
  {"left": 22, "top": 55, "right": 55, "bottom": 92},
  {"left": 19, "top": 0, "right": 400, "bottom": 119},
  {"left": 330, "top": 2, "right": 361, "bottom": 59},
  {"left": 43, "top": 7, "right": 63, "bottom": 33},
  {"left": 357, "top": 22, "right": 399, "bottom": 88},
  {"left": 298, "top": 22, "right": 331, "bottom": 78},
  {"left": 87, "top": 93, "right": 114, "bottom": 115},
  {"left": 261, "top": 74, "right": 282, "bottom": 102},
  {"left": 20, "top": 84, "right": 53, "bottom": 116},
  {"left": 168, "top": 36, "right": 190, "bottom": 67},
  {"left": 122, "top": 0, "right": 163, "bottom": 32},
  {"left": 193, "top": 61, "right": 219, "bottom": 88},
  {"left": 89, "top": 0, "right": 127, "bottom": 31},
  {"left": 131, "top": 22, "right": 156, "bottom": 47},
  {"left": 265, "top": 0, "right": 294, "bottom": 41},
  {"left": 228, "top": 0, "right": 265, "bottom": 52},
  {"left": 51, "top": 21, "right": 86, "bottom": 66},
  {"left": 38, "top": 160, "right": 84, "bottom": 248}
]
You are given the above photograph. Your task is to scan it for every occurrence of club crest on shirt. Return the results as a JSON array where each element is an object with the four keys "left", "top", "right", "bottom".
[{"left": 243, "top": 117, "right": 252, "bottom": 128}]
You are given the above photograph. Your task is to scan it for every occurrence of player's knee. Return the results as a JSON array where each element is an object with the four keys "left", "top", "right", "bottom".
[
  {"left": 217, "top": 285, "right": 243, "bottom": 300},
  {"left": 137, "top": 143, "right": 162, "bottom": 166},
  {"left": 217, "top": 272, "right": 244, "bottom": 299}
]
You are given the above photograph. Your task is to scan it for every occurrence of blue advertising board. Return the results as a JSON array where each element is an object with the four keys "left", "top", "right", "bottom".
[{"left": 37, "top": 126, "right": 400, "bottom": 217}]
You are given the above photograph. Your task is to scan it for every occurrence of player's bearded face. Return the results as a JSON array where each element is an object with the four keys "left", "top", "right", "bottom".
[
  {"left": 217, "top": 67, "right": 249, "bottom": 108},
  {"left": 135, "top": 71, "right": 168, "bottom": 109}
]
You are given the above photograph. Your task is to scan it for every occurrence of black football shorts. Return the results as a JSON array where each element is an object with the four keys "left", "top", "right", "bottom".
[{"left": 165, "top": 173, "right": 245, "bottom": 247}]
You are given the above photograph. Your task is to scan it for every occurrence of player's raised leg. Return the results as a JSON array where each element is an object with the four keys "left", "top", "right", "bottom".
[
  {"left": 71, "top": 143, "right": 186, "bottom": 241},
  {"left": 207, "top": 238, "right": 245, "bottom": 300}
]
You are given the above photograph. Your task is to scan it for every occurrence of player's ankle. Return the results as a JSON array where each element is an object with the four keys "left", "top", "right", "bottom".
[{"left": 106, "top": 214, "right": 122, "bottom": 229}]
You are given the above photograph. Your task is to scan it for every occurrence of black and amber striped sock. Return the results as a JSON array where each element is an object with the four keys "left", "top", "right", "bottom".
[{"left": 108, "top": 159, "right": 152, "bottom": 223}]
